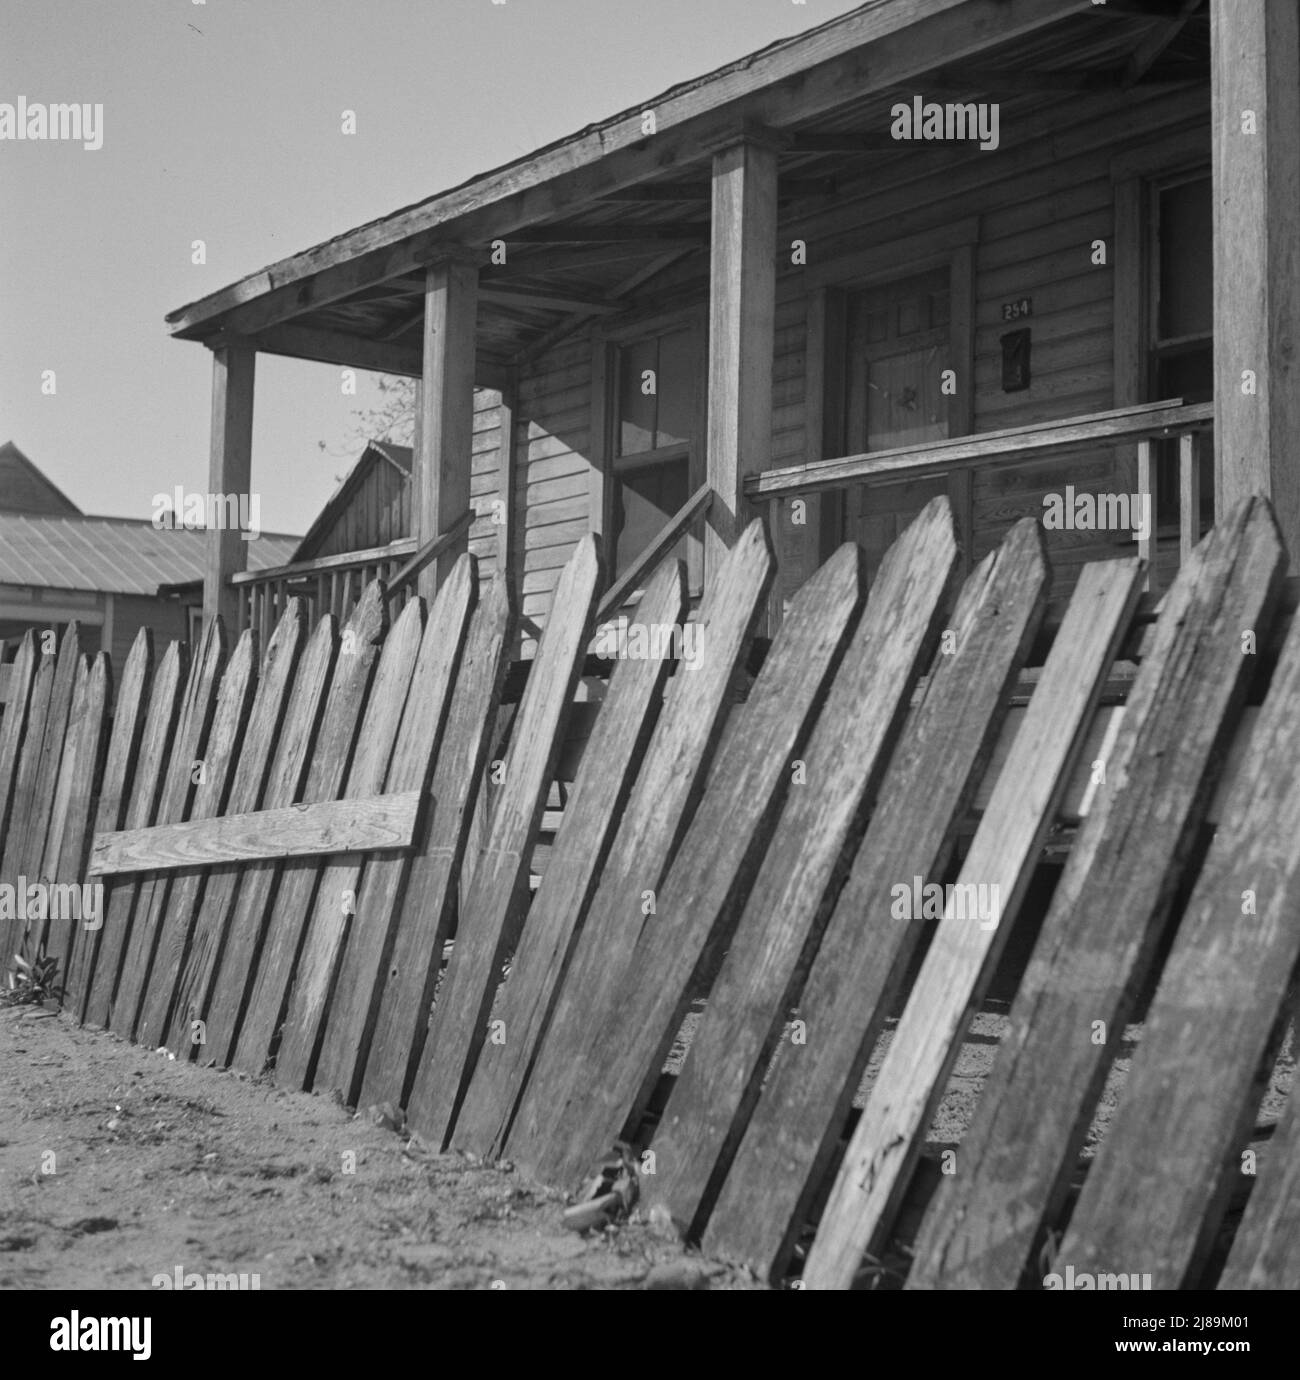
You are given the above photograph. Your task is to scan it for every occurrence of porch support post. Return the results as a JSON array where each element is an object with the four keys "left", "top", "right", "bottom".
[
  {"left": 203, "top": 344, "right": 255, "bottom": 631},
  {"left": 705, "top": 136, "right": 778, "bottom": 582},
  {"left": 1211, "top": 0, "right": 1300, "bottom": 551},
  {"left": 415, "top": 258, "right": 479, "bottom": 601}
]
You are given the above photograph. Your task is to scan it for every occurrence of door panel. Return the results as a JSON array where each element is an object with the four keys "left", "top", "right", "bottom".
[{"left": 845, "top": 269, "right": 951, "bottom": 581}]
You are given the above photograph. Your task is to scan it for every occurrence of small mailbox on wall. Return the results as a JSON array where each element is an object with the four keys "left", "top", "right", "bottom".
[{"left": 1001, "top": 328, "right": 1031, "bottom": 392}]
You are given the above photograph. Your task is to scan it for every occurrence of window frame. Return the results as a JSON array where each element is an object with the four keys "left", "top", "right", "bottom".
[{"left": 592, "top": 305, "right": 707, "bottom": 594}]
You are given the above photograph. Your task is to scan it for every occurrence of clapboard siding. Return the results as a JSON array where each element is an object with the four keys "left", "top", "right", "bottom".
[{"left": 473, "top": 86, "right": 1211, "bottom": 636}]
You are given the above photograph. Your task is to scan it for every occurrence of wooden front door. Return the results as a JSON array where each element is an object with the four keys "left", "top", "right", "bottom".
[{"left": 844, "top": 268, "right": 951, "bottom": 580}]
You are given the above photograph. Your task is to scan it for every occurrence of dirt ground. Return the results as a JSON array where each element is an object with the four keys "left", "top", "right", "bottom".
[
  {"left": 0, "top": 1004, "right": 750, "bottom": 1291},
  {"left": 3, "top": 999, "right": 1291, "bottom": 1291}
]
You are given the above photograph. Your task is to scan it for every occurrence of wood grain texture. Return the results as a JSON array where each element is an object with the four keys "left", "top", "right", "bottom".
[
  {"left": 407, "top": 537, "right": 601, "bottom": 1147},
  {"left": 907, "top": 498, "right": 1287, "bottom": 1291},
  {"left": 0, "top": 633, "right": 37, "bottom": 863},
  {"left": 65, "top": 630, "right": 153, "bottom": 1019},
  {"left": 451, "top": 559, "right": 687, "bottom": 1159},
  {"left": 206, "top": 609, "right": 342, "bottom": 1067},
  {"left": 135, "top": 629, "right": 259, "bottom": 1049},
  {"left": 230, "top": 589, "right": 387, "bottom": 1074},
  {"left": 93, "top": 793, "right": 419, "bottom": 876},
  {"left": 506, "top": 518, "right": 774, "bottom": 1183},
  {"left": 700, "top": 519, "right": 1049, "bottom": 1280},
  {"left": 1053, "top": 529, "right": 1300, "bottom": 1288},
  {"left": 802, "top": 553, "right": 1143, "bottom": 1290},
  {"left": 83, "top": 641, "right": 187, "bottom": 1030},
  {"left": 274, "top": 595, "right": 425, "bottom": 1089},
  {"left": 39, "top": 653, "right": 112, "bottom": 971},
  {"left": 312, "top": 554, "right": 475, "bottom": 1104},
  {"left": 356, "top": 573, "right": 513, "bottom": 1110},
  {"left": 111, "top": 618, "right": 227, "bottom": 1041},
  {"left": 165, "top": 601, "right": 307, "bottom": 1054},
  {"left": 1, "top": 624, "right": 82, "bottom": 963},
  {"left": 547, "top": 536, "right": 870, "bottom": 1191}
]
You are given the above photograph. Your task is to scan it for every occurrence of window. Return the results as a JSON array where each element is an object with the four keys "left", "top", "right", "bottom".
[
  {"left": 1149, "top": 170, "right": 1214, "bottom": 525},
  {"left": 608, "top": 322, "right": 702, "bottom": 580}
]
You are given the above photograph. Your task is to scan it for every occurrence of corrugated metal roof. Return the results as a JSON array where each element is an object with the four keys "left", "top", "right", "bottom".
[{"left": 0, "top": 514, "right": 299, "bottom": 597}]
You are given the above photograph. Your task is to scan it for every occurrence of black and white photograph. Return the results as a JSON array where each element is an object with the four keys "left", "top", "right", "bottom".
[{"left": 1, "top": 0, "right": 1297, "bottom": 1345}]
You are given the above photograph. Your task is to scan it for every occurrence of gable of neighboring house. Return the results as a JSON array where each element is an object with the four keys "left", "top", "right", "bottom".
[{"left": 0, "top": 441, "right": 82, "bottom": 518}]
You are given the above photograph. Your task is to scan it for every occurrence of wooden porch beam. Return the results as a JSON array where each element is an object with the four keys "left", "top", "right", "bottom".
[
  {"left": 203, "top": 345, "right": 255, "bottom": 630},
  {"left": 786, "top": 131, "right": 901, "bottom": 152},
  {"left": 479, "top": 284, "right": 622, "bottom": 313},
  {"left": 598, "top": 177, "right": 835, "bottom": 202},
  {"left": 414, "top": 261, "right": 479, "bottom": 600},
  {"left": 496, "top": 225, "right": 710, "bottom": 244},
  {"left": 514, "top": 246, "right": 701, "bottom": 365},
  {"left": 249, "top": 323, "right": 422, "bottom": 377},
  {"left": 705, "top": 138, "right": 778, "bottom": 577},
  {"left": 1211, "top": 0, "right": 1300, "bottom": 553}
]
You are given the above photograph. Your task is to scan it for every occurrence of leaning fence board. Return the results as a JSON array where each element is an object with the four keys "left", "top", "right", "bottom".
[
  {"left": 39, "top": 654, "right": 112, "bottom": 972},
  {"left": 451, "top": 559, "right": 687, "bottom": 1159},
  {"left": 802, "top": 554, "right": 1142, "bottom": 1290},
  {"left": 274, "top": 595, "right": 426, "bottom": 1089},
  {"left": 165, "top": 603, "right": 307, "bottom": 1053},
  {"left": 1053, "top": 567, "right": 1300, "bottom": 1288},
  {"left": 408, "top": 537, "right": 601, "bottom": 1148},
  {"left": 0, "top": 626, "right": 80, "bottom": 963},
  {"left": 209, "top": 610, "right": 342, "bottom": 1068},
  {"left": 507, "top": 518, "right": 774, "bottom": 1183},
  {"left": 907, "top": 498, "right": 1287, "bottom": 1290},
  {"left": 0, "top": 633, "right": 38, "bottom": 859},
  {"left": 356, "top": 574, "right": 513, "bottom": 1110},
  {"left": 111, "top": 619, "right": 227, "bottom": 1041},
  {"left": 312, "top": 555, "right": 475, "bottom": 1104},
  {"left": 83, "top": 641, "right": 187, "bottom": 1029},
  {"left": 230, "top": 589, "right": 386, "bottom": 1075},
  {"left": 0, "top": 646, "right": 55, "bottom": 947},
  {"left": 21, "top": 624, "right": 84, "bottom": 899},
  {"left": 63, "top": 632, "right": 151, "bottom": 1018},
  {"left": 1219, "top": 1068, "right": 1300, "bottom": 1288},
  {"left": 700, "top": 520, "right": 1050, "bottom": 1279},
  {"left": 30, "top": 654, "right": 92, "bottom": 961},
  {"left": 135, "top": 630, "right": 260, "bottom": 1048},
  {"left": 550, "top": 536, "right": 875, "bottom": 1190}
]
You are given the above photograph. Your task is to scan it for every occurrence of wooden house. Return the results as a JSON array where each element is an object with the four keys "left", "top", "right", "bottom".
[
  {"left": 0, "top": 443, "right": 297, "bottom": 686},
  {"left": 166, "top": 0, "right": 1298, "bottom": 653}
]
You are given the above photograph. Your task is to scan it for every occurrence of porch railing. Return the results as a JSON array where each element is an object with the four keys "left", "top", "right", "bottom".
[
  {"left": 229, "top": 509, "right": 476, "bottom": 642},
  {"left": 230, "top": 540, "right": 415, "bottom": 643},
  {"left": 745, "top": 399, "right": 1216, "bottom": 594}
]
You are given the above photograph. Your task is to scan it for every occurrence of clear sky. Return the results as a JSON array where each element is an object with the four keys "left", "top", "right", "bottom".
[{"left": 1, "top": 0, "right": 861, "bottom": 536}]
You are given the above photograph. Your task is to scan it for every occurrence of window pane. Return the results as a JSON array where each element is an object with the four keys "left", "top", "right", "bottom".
[
  {"left": 1158, "top": 177, "right": 1213, "bottom": 341},
  {"left": 614, "top": 455, "right": 690, "bottom": 576},
  {"left": 618, "top": 338, "right": 658, "bottom": 456},
  {"left": 654, "top": 329, "right": 695, "bottom": 449}
]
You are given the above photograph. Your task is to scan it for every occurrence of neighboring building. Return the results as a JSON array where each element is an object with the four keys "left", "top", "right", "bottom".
[
  {"left": 0, "top": 441, "right": 82, "bottom": 519},
  {"left": 0, "top": 445, "right": 297, "bottom": 671}
]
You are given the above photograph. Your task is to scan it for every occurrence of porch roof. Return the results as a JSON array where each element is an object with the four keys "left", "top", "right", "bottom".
[{"left": 165, "top": 0, "right": 1208, "bottom": 376}]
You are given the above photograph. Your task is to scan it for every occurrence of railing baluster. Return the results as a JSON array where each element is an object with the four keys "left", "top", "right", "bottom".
[
  {"left": 1137, "top": 438, "right": 1158, "bottom": 596},
  {"left": 1180, "top": 431, "right": 1201, "bottom": 567}
]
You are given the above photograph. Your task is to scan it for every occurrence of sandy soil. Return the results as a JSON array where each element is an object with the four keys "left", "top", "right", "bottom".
[
  {"left": 0, "top": 1004, "right": 749, "bottom": 1291},
  {"left": 3, "top": 996, "right": 1290, "bottom": 1291}
]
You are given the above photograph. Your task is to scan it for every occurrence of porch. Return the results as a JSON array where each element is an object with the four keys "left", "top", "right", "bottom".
[{"left": 168, "top": 0, "right": 1297, "bottom": 660}]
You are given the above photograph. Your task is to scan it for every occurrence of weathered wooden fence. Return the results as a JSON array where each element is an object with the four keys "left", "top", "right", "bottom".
[{"left": 2, "top": 495, "right": 1298, "bottom": 1290}]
